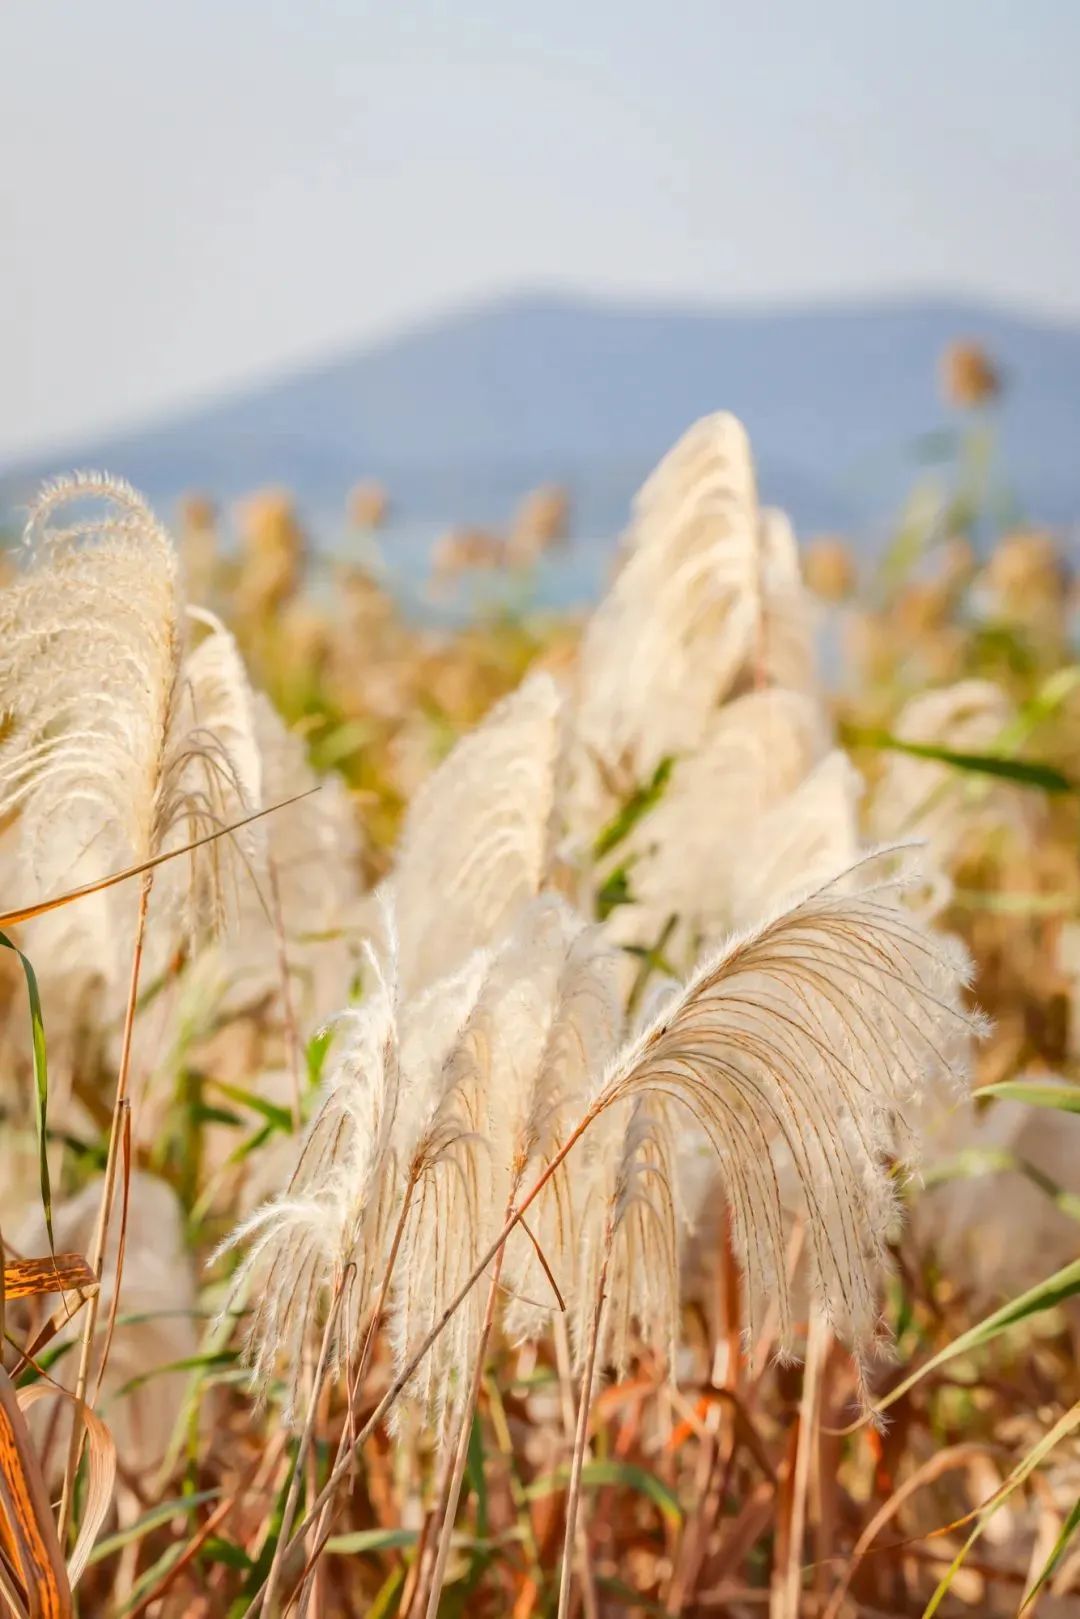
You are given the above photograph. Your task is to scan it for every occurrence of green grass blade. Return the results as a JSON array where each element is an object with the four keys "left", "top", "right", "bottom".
[
  {"left": 1020, "top": 1495, "right": 1080, "bottom": 1612},
  {"left": 89, "top": 1490, "right": 221, "bottom": 1564},
  {"left": 845, "top": 729, "right": 1075, "bottom": 793},
  {"left": 206, "top": 1078, "right": 294, "bottom": 1133},
  {"left": 325, "top": 1528, "right": 418, "bottom": 1555},
  {"left": 979, "top": 1080, "right": 1080, "bottom": 1114},
  {"left": 922, "top": 1146, "right": 1080, "bottom": 1222},
  {"left": 593, "top": 757, "right": 674, "bottom": 859},
  {"left": 878, "top": 1258, "right": 1080, "bottom": 1416},
  {"left": 0, "top": 932, "right": 53, "bottom": 1252},
  {"left": 923, "top": 1402, "right": 1080, "bottom": 1616},
  {"left": 525, "top": 1459, "right": 682, "bottom": 1526}
]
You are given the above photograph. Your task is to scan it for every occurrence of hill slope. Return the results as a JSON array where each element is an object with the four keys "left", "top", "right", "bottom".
[{"left": 4, "top": 292, "right": 1079, "bottom": 537}]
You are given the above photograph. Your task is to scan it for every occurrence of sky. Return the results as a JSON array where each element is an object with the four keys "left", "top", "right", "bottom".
[{"left": 3, "top": 0, "right": 1079, "bottom": 461}]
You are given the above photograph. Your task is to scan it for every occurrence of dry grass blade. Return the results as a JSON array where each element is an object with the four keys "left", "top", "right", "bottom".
[
  {"left": 15, "top": 1388, "right": 116, "bottom": 1589},
  {"left": 0, "top": 1367, "right": 72, "bottom": 1619},
  {"left": 0, "top": 1258, "right": 95, "bottom": 1304}
]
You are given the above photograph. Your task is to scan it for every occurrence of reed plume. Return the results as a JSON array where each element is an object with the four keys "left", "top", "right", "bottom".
[
  {"left": 0, "top": 474, "right": 263, "bottom": 1534},
  {"left": 606, "top": 688, "right": 831, "bottom": 960},
  {"left": 218, "top": 927, "right": 400, "bottom": 1413},
  {"left": 390, "top": 671, "right": 562, "bottom": 993},
  {"left": 592, "top": 851, "right": 981, "bottom": 1361},
  {"left": 559, "top": 1094, "right": 681, "bottom": 1618},
  {"left": 868, "top": 678, "right": 1042, "bottom": 908},
  {"left": 726, "top": 748, "right": 863, "bottom": 931},
  {"left": 0, "top": 476, "right": 262, "bottom": 974},
  {"left": 570, "top": 415, "right": 816, "bottom": 832}
]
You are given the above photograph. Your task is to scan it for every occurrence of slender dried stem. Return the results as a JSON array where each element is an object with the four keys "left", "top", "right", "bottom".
[
  {"left": 553, "top": 1315, "right": 599, "bottom": 1619},
  {"left": 558, "top": 1234, "right": 610, "bottom": 1619},
  {"left": 59, "top": 871, "right": 152, "bottom": 1542},
  {"left": 775, "top": 1309, "right": 828, "bottom": 1619},
  {"left": 402, "top": 1430, "right": 458, "bottom": 1619},
  {"left": 295, "top": 1175, "right": 418, "bottom": 1619},
  {"left": 421, "top": 1188, "right": 516, "bottom": 1619},
  {"left": 267, "top": 853, "right": 303, "bottom": 1130},
  {"left": 262, "top": 1280, "right": 346, "bottom": 1617},
  {"left": 243, "top": 1109, "right": 599, "bottom": 1619}
]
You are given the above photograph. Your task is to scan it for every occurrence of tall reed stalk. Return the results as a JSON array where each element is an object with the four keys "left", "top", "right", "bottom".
[
  {"left": 242, "top": 1109, "right": 599, "bottom": 1618},
  {"left": 558, "top": 1235, "right": 611, "bottom": 1619},
  {"left": 58, "top": 871, "right": 153, "bottom": 1540},
  {"left": 420, "top": 1189, "right": 516, "bottom": 1619}
]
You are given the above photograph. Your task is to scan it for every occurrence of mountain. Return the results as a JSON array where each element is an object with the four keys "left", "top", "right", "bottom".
[{"left": 4, "top": 292, "right": 1079, "bottom": 543}]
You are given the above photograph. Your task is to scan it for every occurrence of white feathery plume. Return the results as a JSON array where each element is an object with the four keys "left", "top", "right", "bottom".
[
  {"left": 0, "top": 475, "right": 181, "bottom": 893},
  {"left": 604, "top": 688, "right": 830, "bottom": 960},
  {"left": 156, "top": 608, "right": 264, "bottom": 941},
  {"left": 758, "top": 507, "right": 819, "bottom": 695},
  {"left": 501, "top": 918, "right": 623, "bottom": 1343},
  {"left": 727, "top": 749, "right": 863, "bottom": 931},
  {"left": 218, "top": 925, "right": 400, "bottom": 1416},
  {"left": 586, "top": 850, "right": 982, "bottom": 1369},
  {"left": 0, "top": 475, "right": 262, "bottom": 978},
  {"left": 250, "top": 693, "right": 361, "bottom": 934},
  {"left": 868, "top": 678, "right": 1043, "bottom": 908},
  {"left": 569, "top": 415, "right": 817, "bottom": 833},
  {"left": 572, "top": 1095, "right": 682, "bottom": 1380},
  {"left": 390, "top": 897, "right": 579, "bottom": 1433},
  {"left": 389, "top": 672, "right": 563, "bottom": 995},
  {"left": 220, "top": 693, "right": 363, "bottom": 1019},
  {"left": 629, "top": 412, "right": 752, "bottom": 539},
  {"left": 381, "top": 949, "right": 493, "bottom": 1435}
]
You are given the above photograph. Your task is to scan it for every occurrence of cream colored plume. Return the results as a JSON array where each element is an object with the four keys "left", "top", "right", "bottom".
[
  {"left": 500, "top": 914, "right": 623, "bottom": 1344},
  {"left": 569, "top": 415, "right": 817, "bottom": 834},
  {"left": 0, "top": 475, "right": 181, "bottom": 888},
  {"left": 868, "top": 678, "right": 1043, "bottom": 908},
  {"left": 727, "top": 749, "right": 863, "bottom": 931},
  {"left": 0, "top": 475, "right": 262, "bottom": 984},
  {"left": 573, "top": 1096, "right": 682, "bottom": 1380},
  {"left": 220, "top": 693, "right": 363, "bottom": 1022},
  {"left": 218, "top": 936, "right": 400, "bottom": 1414},
  {"left": 390, "top": 897, "right": 605, "bottom": 1431},
  {"left": 589, "top": 851, "right": 981, "bottom": 1366},
  {"left": 389, "top": 671, "right": 562, "bottom": 994},
  {"left": 604, "top": 688, "right": 831, "bottom": 962}
]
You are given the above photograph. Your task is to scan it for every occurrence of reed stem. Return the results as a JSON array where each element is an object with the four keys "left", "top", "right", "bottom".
[
  {"left": 421, "top": 1190, "right": 515, "bottom": 1619},
  {"left": 262, "top": 1281, "right": 345, "bottom": 1616},
  {"left": 58, "top": 871, "right": 152, "bottom": 1542},
  {"left": 243, "top": 1108, "right": 599, "bottom": 1619},
  {"left": 294, "top": 1175, "right": 417, "bottom": 1618},
  {"left": 557, "top": 1236, "right": 609, "bottom": 1619}
]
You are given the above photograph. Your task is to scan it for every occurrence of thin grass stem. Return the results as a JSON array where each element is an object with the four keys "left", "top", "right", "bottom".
[
  {"left": 557, "top": 1235, "right": 610, "bottom": 1619},
  {"left": 58, "top": 871, "right": 152, "bottom": 1543}
]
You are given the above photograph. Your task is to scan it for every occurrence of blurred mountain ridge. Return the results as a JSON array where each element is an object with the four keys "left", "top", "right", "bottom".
[{"left": 4, "top": 290, "right": 1079, "bottom": 538}]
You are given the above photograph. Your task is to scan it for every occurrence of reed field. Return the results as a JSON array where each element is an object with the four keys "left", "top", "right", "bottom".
[{"left": 2, "top": 352, "right": 1080, "bottom": 1618}]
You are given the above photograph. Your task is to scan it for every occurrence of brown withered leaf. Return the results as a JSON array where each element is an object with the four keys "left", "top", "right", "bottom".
[{"left": 2, "top": 1256, "right": 95, "bottom": 1304}]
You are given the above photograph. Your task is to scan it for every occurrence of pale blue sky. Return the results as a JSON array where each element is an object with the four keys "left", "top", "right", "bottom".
[{"left": 3, "top": 0, "right": 1078, "bottom": 459}]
